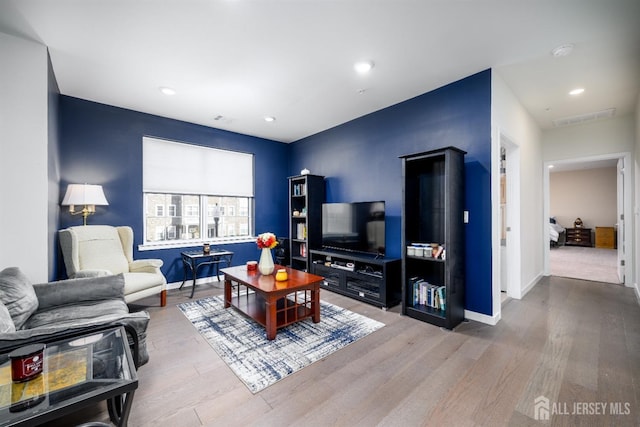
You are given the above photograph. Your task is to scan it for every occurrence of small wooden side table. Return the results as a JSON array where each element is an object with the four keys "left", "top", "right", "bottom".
[{"left": 595, "top": 226, "right": 615, "bottom": 249}]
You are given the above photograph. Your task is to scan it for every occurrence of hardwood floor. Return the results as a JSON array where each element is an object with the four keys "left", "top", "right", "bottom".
[{"left": 44, "top": 275, "right": 640, "bottom": 426}]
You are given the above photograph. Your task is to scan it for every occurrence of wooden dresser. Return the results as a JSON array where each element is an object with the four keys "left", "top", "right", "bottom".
[
  {"left": 565, "top": 227, "right": 592, "bottom": 247},
  {"left": 595, "top": 226, "right": 615, "bottom": 249}
]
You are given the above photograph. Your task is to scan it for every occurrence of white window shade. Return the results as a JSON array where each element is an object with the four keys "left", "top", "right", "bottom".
[{"left": 143, "top": 137, "right": 254, "bottom": 196}]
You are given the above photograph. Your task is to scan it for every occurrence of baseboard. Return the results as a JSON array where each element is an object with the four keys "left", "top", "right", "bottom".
[
  {"left": 520, "top": 272, "right": 543, "bottom": 299},
  {"left": 464, "top": 309, "right": 500, "bottom": 326},
  {"left": 166, "top": 276, "right": 222, "bottom": 290},
  {"left": 470, "top": 273, "right": 544, "bottom": 327},
  {"left": 167, "top": 281, "right": 183, "bottom": 290}
]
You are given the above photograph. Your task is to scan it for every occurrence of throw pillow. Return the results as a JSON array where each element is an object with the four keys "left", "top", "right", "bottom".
[
  {"left": 0, "top": 301, "right": 16, "bottom": 333},
  {"left": 0, "top": 267, "right": 39, "bottom": 329}
]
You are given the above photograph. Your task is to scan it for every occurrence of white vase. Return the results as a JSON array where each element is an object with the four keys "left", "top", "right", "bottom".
[{"left": 258, "top": 248, "right": 275, "bottom": 275}]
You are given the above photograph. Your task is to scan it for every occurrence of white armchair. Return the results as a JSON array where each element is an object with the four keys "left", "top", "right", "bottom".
[{"left": 59, "top": 225, "right": 167, "bottom": 306}]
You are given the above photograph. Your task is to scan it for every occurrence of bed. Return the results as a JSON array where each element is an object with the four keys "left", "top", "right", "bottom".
[{"left": 550, "top": 217, "right": 565, "bottom": 246}]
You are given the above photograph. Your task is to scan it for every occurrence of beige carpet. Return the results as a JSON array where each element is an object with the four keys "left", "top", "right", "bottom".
[{"left": 550, "top": 245, "right": 621, "bottom": 284}]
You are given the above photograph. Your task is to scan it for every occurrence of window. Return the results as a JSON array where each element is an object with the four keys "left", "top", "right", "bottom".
[
  {"left": 239, "top": 223, "right": 249, "bottom": 236},
  {"left": 184, "top": 205, "right": 199, "bottom": 217},
  {"left": 154, "top": 226, "right": 164, "bottom": 241},
  {"left": 238, "top": 199, "right": 249, "bottom": 217},
  {"left": 142, "top": 137, "right": 254, "bottom": 247}
]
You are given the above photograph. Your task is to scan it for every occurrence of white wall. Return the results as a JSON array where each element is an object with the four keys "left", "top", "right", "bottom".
[
  {"left": 543, "top": 115, "right": 635, "bottom": 161},
  {"left": 0, "top": 32, "right": 49, "bottom": 282},
  {"left": 550, "top": 167, "right": 617, "bottom": 229},
  {"left": 491, "top": 71, "right": 543, "bottom": 317},
  {"left": 635, "top": 93, "right": 640, "bottom": 299}
]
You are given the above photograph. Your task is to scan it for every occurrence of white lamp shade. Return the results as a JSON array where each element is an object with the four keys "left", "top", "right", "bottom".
[{"left": 61, "top": 184, "right": 109, "bottom": 206}]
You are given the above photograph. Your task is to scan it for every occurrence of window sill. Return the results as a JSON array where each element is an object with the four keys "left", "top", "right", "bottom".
[{"left": 138, "top": 236, "right": 255, "bottom": 251}]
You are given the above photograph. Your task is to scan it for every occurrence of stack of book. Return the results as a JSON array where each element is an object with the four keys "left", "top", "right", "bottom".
[
  {"left": 292, "top": 183, "right": 307, "bottom": 196},
  {"left": 409, "top": 277, "right": 446, "bottom": 312},
  {"left": 296, "top": 223, "right": 307, "bottom": 239}
]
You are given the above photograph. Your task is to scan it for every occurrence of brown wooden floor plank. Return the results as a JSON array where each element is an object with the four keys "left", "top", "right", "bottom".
[
  {"left": 374, "top": 351, "right": 477, "bottom": 427},
  {"left": 514, "top": 310, "right": 577, "bottom": 420}
]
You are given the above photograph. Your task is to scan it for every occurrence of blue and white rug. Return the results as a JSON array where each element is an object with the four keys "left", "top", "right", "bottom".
[{"left": 178, "top": 296, "right": 384, "bottom": 393}]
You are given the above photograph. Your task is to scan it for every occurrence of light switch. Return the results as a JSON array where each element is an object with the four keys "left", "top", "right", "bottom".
[{"left": 463, "top": 211, "right": 469, "bottom": 223}]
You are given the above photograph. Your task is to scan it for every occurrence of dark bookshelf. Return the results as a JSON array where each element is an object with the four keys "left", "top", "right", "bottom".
[
  {"left": 288, "top": 174, "right": 325, "bottom": 271},
  {"left": 400, "top": 147, "right": 466, "bottom": 329}
]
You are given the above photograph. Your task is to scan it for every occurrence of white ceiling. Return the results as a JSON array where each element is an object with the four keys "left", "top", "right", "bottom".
[{"left": 1, "top": 0, "right": 638, "bottom": 143}]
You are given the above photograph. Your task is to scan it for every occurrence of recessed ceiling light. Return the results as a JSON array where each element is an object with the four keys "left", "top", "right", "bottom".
[
  {"left": 569, "top": 88, "right": 585, "bottom": 96},
  {"left": 264, "top": 116, "right": 276, "bottom": 122},
  {"left": 548, "top": 165, "right": 554, "bottom": 169},
  {"left": 354, "top": 61, "right": 374, "bottom": 74},
  {"left": 551, "top": 44, "right": 574, "bottom": 57},
  {"left": 159, "top": 86, "right": 176, "bottom": 96}
]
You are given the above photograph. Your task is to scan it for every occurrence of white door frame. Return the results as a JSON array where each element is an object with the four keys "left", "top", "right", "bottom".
[
  {"left": 543, "top": 152, "right": 632, "bottom": 286},
  {"left": 616, "top": 158, "right": 625, "bottom": 283},
  {"left": 491, "top": 129, "right": 522, "bottom": 323},
  {"left": 501, "top": 134, "right": 521, "bottom": 299}
]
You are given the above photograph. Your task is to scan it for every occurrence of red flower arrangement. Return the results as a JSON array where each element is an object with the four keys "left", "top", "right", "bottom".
[{"left": 256, "top": 232, "right": 278, "bottom": 249}]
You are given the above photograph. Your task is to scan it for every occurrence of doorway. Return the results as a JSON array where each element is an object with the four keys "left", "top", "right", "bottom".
[
  {"left": 500, "top": 134, "right": 521, "bottom": 301},
  {"left": 543, "top": 153, "right": 631, "bottom": 286}
]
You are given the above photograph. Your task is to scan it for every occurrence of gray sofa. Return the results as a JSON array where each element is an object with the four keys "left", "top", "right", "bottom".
[{"left": 0, "top": 267, "right": 150, "bottom": 367}]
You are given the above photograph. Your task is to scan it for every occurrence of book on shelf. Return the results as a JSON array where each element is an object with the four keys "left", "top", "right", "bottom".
[
  {"left": 410, "top": 277, "right": 446, "bottom": 312},
  {"left": 296, "top": 223, "right": 307, "bottom": 239},
  {"left": 300, "top": 243, "right": 307, "bottom": 257},
  {"left": 438, "top": 286, "right": 447, "bottom": 311},
  {"left": 293, "top": 183, "right": 307, "bottom": 196}
]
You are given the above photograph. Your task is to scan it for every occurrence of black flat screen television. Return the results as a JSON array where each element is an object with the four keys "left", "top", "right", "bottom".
[{"left": 322, "top": 201, "right": 385, "bottom": 256}]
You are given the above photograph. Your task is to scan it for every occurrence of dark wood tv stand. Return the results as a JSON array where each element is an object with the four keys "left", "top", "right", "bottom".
[{"left": 309, "top": 249, "right": 401, "bottom": 309}]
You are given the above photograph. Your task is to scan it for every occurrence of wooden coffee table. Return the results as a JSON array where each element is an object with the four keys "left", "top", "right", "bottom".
[{"left": 221, "top": 265, "right": 323, "bottom": 340}]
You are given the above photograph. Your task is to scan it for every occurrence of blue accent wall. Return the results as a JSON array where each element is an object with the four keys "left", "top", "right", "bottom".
[
  {"left": 58, "top": 96, "right": 290, "bottom": 283},
  {"left": 289, "top": 70, "right": 492, "bottom": 316},
  {"left": 58, "top": 69, "right": 493, "bottom": 316}
]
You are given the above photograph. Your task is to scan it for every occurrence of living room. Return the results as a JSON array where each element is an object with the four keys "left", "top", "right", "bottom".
[
  {"left": 3, "top": 47, "right": 498, "bottom": 323},
  {"left": 2, "top": 0, "right": 640, "bottom": 323},
  {"left": 1, "top": 1, "right": 640, "bottom": 425}
]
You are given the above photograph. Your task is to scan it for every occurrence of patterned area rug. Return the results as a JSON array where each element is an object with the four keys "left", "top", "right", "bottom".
[{"left": 178, "top": 296, "right": 384, "bottom": 393}]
